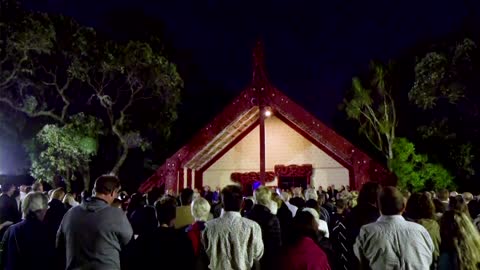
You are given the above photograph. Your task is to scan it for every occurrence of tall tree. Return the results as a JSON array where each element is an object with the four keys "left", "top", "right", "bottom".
[
  {"left": 344, "top": 61, "right": 397, "bottom": 162},
  {"left": 74, "top": 41, "right": 182, "bottom": 175},
  {"left": 409, "top": 38, "right": 480, "bottom": 188}
]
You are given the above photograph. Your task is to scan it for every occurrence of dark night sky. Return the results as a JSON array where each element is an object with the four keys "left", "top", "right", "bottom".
[{"left": 2, "top": 0, "right": 480, "bottom": 174}]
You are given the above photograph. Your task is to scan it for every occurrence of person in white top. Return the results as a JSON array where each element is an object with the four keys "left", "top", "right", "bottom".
[
  {"left": 281, "top": 191, "right": 298, "bottom": 217},
  {"left": 202, "top": 185, "right": 263, "bottom": 270},
  {"left": 354, "top": 186, "right": 434, "bottom": 270}
]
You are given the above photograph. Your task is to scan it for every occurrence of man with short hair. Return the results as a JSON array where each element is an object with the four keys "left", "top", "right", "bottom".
[
  {"left": 354, "top": 186, "right": 434, "bottom": 270},
  {"left": 202, "top": 185, "right": 264, "bottom": 270},
  {"left": 437, "top": 189, "right": 450, "bottom": 211},
  {"left": 57, "top": 175, "right": 133, "bottom": 270}
]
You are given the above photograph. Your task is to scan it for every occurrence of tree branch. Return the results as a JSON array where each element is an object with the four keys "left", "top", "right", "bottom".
[{"left": 0, "top": 97, "right": 63, "bottom": 122}]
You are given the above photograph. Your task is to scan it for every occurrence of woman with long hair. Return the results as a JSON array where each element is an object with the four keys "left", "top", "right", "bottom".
[
  {"left": 405, "top": 192, "right": 440, "bottom": 264},
  {"left": 439, "top": 210, "right": 480, "bottom": 270}
]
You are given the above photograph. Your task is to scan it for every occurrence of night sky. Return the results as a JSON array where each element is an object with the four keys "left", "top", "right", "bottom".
[{"left": 2, "top": 0, "right": 480, "bottom": 174}]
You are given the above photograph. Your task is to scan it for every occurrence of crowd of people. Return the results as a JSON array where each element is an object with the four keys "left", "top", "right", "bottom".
[{"left": 0, "top": 176, "right": 480, "bottom": 270}]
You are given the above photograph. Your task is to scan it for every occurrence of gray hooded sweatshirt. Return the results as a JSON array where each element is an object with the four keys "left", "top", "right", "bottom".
[{"left": 57, "top": 197, "right": 133, "bottom": 270}]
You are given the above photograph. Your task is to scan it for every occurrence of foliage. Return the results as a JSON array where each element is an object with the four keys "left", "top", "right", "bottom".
[
  {"left": 409, "top": 39, "right": 476, "bottom": 109},
  {"left": 26, "top": 114, "right": 102, "bottom": 191},
  {"left": 408, "top": 38, "right": 480, "bottom": 187},
  {"left": 1, "top": 5, "right": 182, "bottom": 183},
  {"left": 73, "top": 40, "right": 182, "bottom": 174},
  {"left": 344, "top": 61, "right": 397, "bottom": 160},
  {"left": 389, "top": 138, "right": 454, "bottom": 192}
]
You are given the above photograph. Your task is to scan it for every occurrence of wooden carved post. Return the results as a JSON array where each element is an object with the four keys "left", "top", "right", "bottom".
[
  {"left": 164, "top": 159, "right": 178, "bottom": 193},
  {"left": 259, "top": 105, "right": 266, "bottom": 184}
]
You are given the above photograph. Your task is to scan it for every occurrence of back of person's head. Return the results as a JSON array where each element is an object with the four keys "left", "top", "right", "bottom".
[
  {"left": 180, "top": 188, "right": 194, "bottom": 206},
  {"left": 304, "top": 188, "right": 318, "bottom": 201},
  {"left": 254, "top": 186, "right": 272, "bottom": 206},
  {"left": 336, "top": 198, "right": 347, "bottom": 210},
  {"left": 155, "top": 197, "right": 177, "bottom": 226},
  {"left": 271, "top": 193, "right": 283, "bottom": 207},
  {"left": 50, "top": 188, "right": 65, "bottom": 201},
  {"left": 289, "top": 211, "right": 319, "bottom": 244},
  {"left": 440, "top": 210, "right": 480, "bottom": 268},
  {"left": 63, "top": 193, "right": 77, "bottom": 206},
  {"left": 1, "top": 183, "right": 14, "bottom": 194},
  {"left": 293, "top": 187, "right": 302, "bottom": 197},
  {"left": 146, "top": 187, "right": 162, "bottom": 206},
  {"left": 358, "top": 182, "right": 381, "bottom": 206},
  {"left": 406, "top": 192, "right": 435, "bottom": 220},
  {"left": 463, "top": 192, "right": 474, "bottom": 203},
  {"left": 438, "top": 189, "right": 449, "bottom": 201},
  {"left": 221, "top": 185, "right": 243, "bottom": 212},
  {"left": 433, "top": 198, "right": 446, "bottom": 214},
  {"left": 281, "top": 191, "right": 292, "bottom": 202},
  {"left": 191, "top": 197, "right": 211, "bottom": 221},
  {"left": 32, "top": 182, "right": 43, "bottom": 192},
  {"left": 242, "top": 198, "right": 254, "bottom": 214},
  {"left": 318, "top": 192, "right": 327, "bottom": 205},
  {"left": 449, "top": 195, "right": 469, "bottom": 215},
  {"left": 93, "top": 175, "right": 121, "bottom": 196},
  {"left": 22, "top": 191, "right": 48, "bottom": 220},
  {"left": 378, "top": 186, "right": 404, "bottom": 215},
  {"left": 305, "top": 199, "right": 320, "bottom": 213}
]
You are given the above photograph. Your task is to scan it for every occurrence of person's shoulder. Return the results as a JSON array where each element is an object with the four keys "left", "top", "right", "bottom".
[{"left": 405, "top": 219, "right": 431, "bottom": 232}]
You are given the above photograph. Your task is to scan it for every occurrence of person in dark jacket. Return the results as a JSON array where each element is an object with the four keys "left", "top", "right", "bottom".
[
  {"left": 57, "top": 175, "right": 133, "bottom": 270},
  {"left": 130, "top": 188, "right": 160, "bottom": 237},
  {"left": 272, "top": 193, "right": 293, "bottom": 244},
  {"left": 246, "top": 186, "right": 282, "bottom": 270},
  {"left": 130, "top": 196, "right": 194, "bottom": 270},
  {"left": 2, "top": 192, "right": 56, "bottom": 270},
  {"left": 44, "top": 188, "right": 67, "bottom": 238},
  {"left": 344, "top": 182, "right": 381, "bottom": 270},
  {"left": 0, "top": 184, "right": 21, "bottom": 226}
]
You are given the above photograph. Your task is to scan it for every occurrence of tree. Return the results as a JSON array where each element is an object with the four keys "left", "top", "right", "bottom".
[
  {"left": 75, "top": 41, "right": 182, "bottom": 175},
  {"left": 408, "top": 38, "right": 480, "bottom": 187},
  {"left": 26, "top": 113, "right": 102, "bottom": 191},
  {"left": 409, "top": 38, "right": 475, "bottom": 109},
  {"left": 389, "top": 138, "right": 454, "bottom": 192},
  {"left": 344, "top": 62, "right": 397, "bottom": 162}
]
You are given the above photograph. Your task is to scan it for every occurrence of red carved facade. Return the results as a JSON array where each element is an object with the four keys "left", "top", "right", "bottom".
[
  {"left": 231, "top": 171, "right": 276, "bottom": 185},
  {"left": 138, "top": 42, "right": 392, "bottom": 194}
]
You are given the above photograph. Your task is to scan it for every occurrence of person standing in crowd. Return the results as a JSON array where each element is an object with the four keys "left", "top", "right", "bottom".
[
  {"left": 0, "top": 183, "right": 20, "bottom": 237},
  {"left": 57, "top": 175, "right": 133, "bottom": 270},
  {"left": 246, "top": 186, "right": 282, "bottom": 270},
  {"left": 281, "top": 191, "right": 298, "bottom": 217},
  {"left": 405, "top": 192, "right": 441, "bottom": 266},
  {"left": 290, "top": 187, "right": 306, "bottom": 209},
  {"left": 176, "top": 188, "right": 195, "bottom": 229},
  {"left": 129, "top": 196, "right": 194, "bottom": 270},
  {"left": 31, "top": 182, "right": 43, "bottom": 193},
  {"left": 44, "top": 188, "right": 67, "bottom": 242},
  {"left": 62, "top": 193, "right": 79, "bottom": 210},
  {"left": 1, "top": 192, "right": 56, "bottom": 270},
  {"left": 212, "top": 186, "right": 221, "bottom": 204},
  {"left": 437, "top": 189, "right": 450, "bottom": 211},
  {"left": 354, "top": 186, "right": 434, "bottom": 269},
  {"left": 438, "top": 210, "right": 480, "bottom": 270},
  {"left": 130, "top": 188, "right": 160, "bottom": 237},
  {"left": 202, "top": 185, "right": 264, "bottom": 270},
  {"left": 272, "top": 192, "right": 293, "bottom": 244},
  {"left": 330, "top": 198, "right": 349, "bottom": 270},
  {"left": 187, "top": 197, "right": 211, "bottom": 256},
  {"left": 203, "top": 186, "right": 213, "bottom": 203},
  {"left": 280, "top": 211, "right": 331, "bottom": 270}
]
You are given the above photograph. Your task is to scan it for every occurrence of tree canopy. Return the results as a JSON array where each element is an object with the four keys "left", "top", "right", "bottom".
[{"left": 0, "top": 3, "right": 182, "bottom": 189}]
